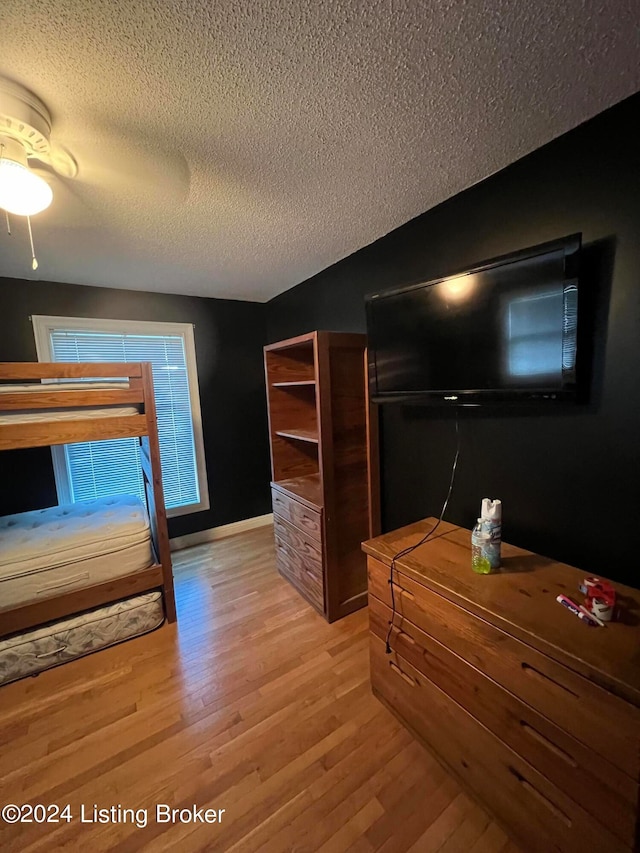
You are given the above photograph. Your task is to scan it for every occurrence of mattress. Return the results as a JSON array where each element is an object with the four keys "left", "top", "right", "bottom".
[
  {"left": 0, "top": 382, "right": 130, "bottom": 393},
  {"left": 0, "top": 496, "right": 153, "bottom": 610},
  {"left": 0, "top": 380, "right": 139, "bottom": 424},
  {"left": 0, "top": 591, "right": 164, "bottom": 686},
  {"left": 0, "top": 406, "right": 140, "bottom": 425}
]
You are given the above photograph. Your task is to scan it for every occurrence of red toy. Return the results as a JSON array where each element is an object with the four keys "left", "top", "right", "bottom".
[{"left": 580, "top": 577, "right": 616, "bottom": 622}]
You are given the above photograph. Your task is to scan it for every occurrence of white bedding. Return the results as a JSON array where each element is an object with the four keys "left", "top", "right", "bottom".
[
  {"left": 0, "top": 382, "right": 130, "bottom": 393},
  {"left": 0, "top": 496, "right": 153, "bottom": 611},
  {"left": 0, "top": 406, "right": 139, "bottom": 425},
  {"left": 0, "top": 380, "right": 139, "bottom": 425}
]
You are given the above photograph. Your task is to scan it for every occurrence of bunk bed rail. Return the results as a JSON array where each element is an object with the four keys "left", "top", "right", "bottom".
[
  {"left": 0, "top": 362, "right": 143, "bottom": 378},
  {"left": 0, "top": 362, "right": 149, "bottom": 451}
]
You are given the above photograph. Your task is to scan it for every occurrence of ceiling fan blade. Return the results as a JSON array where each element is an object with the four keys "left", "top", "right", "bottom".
[
  {"left": 84, "top": 150, "right": 190, "bottom": 205},
  {"left": 28, "top": 162, "right": 99, "bottom": 228},
  {"left": 61, "top": 120, "right": 191, "bottom": 206}
]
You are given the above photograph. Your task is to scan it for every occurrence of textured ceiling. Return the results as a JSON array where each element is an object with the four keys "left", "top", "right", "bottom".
[{"left": 0, "top": 1, "right": 639, "bottom": 301}]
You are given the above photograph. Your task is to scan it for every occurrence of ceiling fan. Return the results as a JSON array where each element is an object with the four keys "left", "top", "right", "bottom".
[
  {"left": 0, "top": 75, "right": 190, "bottom": 271},
  {"left": 0, "top": 77, "right": 72, "bottom": 268}
]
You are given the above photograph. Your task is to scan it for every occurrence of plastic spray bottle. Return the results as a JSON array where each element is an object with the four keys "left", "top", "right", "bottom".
[
  {"left": 471, "top": 519, "right": 492, "bottom": 574},
  {"left": 481, "top": 498, "right": 502, "bottom": 570}
]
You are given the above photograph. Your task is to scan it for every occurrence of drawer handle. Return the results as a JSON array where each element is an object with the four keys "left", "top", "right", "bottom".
[
  {"left": 391, "top": 582, "right": 415, "bottom": 601},
  {"left": 391, "top": 626, "right": 416, "bottom": 645},
  {"left": 508, "top": 766, "right": 572, "bottom": 827},
  {"left": 520, "top": 722, "right": 578, "bottom": 768},
  {"left": 278, "top": 542, "right": 294, "bottom": 560},
  {"left": 521, "top": 663, "right": 579, "bottom": 698},
  {"left": 389, "top": 661, "right": 416, "bottom": 687}
]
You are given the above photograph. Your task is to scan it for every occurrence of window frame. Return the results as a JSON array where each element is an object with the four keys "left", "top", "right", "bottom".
[{"left": 32, "top": 314, "right": 210, "bottom": 518}]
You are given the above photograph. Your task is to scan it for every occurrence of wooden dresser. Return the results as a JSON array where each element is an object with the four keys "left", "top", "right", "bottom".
[
  {"left": 265, "top": 331, "right": 378, "bottom": 622},
  {"left": 363, "top": 518, "right": 640, "bottom": 852}
]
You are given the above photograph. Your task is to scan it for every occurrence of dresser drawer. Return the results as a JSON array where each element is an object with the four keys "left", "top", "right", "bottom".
[
  {"left": 271, "top": 487, "right": 322, "bottom": 542},
  {"left": 369, "top": 595, "right": 637, "bottom": 846},
  {"left": 274, "top": 514, "right": 322, "bottom": 564},
  {"left": 274, "top": 517, "right": 324, "bottom": 612},
  {"left": 370, "top": 634, "right": 625, "bottom": 853},
  {"left": 275, "top": 540, "right": 324, "bottom": 612},
  {"left": 368, "top": 556, "right": 640, "bottom": 780}
]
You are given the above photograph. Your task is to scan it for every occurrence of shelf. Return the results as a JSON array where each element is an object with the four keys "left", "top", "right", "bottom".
[
  {"left": 272, "top": 380, "right": 316, "bottom": 388},
  {"left": 272, "top": 473, "right": 323, "bottom": 510},
  {"left": 275, "top": 428, "right": 319, "bottom": 444}
]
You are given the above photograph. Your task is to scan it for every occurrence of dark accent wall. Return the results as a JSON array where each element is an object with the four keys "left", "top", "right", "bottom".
[
  {"left": 266, "top": 93, "right": 640, "bottom": 587},
  {"left": 0, "top": 279, "right": 272, "bottom": 538}
]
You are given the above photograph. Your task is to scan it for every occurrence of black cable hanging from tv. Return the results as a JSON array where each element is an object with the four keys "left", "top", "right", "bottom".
[{"left": 385, "top": 412, "right": 461, "bottom": 654}]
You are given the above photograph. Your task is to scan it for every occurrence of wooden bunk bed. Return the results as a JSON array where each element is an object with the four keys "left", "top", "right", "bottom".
[{"left": 0, "top": 361, "right": 176, "bottom": 640}]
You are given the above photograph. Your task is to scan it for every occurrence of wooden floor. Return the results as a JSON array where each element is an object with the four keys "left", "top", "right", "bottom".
[{"left": 0, "top": 526, "right": 522, "bottom": 853}]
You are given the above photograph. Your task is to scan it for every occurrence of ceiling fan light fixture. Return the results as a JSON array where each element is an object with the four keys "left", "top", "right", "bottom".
[{"left": 0, "top": 135, "right": 53, "bottom": 216}]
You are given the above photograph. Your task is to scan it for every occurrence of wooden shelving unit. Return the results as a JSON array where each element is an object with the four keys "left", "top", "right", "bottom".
[{"left": 264, "top": 331, "right": 377, "bottom": 621}]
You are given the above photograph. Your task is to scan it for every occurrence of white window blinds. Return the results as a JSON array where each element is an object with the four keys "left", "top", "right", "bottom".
[{"left": 39, "top": 321, "right": 207, "bottom": 514}]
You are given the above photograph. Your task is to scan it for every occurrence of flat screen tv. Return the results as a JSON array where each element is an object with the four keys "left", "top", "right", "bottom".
[{"left": 365, "top": 234, "right": 581, "bottom": 405}]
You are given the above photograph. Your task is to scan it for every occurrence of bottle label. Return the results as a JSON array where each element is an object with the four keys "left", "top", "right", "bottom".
[{"left": 481, "top": 520, "right": 501, "bottom": 568}]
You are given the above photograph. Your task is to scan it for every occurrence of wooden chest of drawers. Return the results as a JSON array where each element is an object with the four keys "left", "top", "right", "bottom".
[
  {"left": 272, "top": 488, "right": 324, "bottom": 613},
  {"left": 363, "top": 519, "right": 640, "bottom": 853}
]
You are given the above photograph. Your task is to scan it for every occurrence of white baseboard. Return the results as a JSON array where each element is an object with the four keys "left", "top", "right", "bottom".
[{"left": 169, "top": 513, "right": 273, "bottom": 552}]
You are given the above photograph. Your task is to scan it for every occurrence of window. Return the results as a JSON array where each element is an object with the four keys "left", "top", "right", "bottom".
[
  {"left": 504, "top": 289, "right": 564, "bottom": 378},
  {"left": 32, "top": 315, "right": 209, "bottom": 518}
]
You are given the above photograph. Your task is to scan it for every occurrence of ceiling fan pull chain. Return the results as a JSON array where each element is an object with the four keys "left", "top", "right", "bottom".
[
  {"left": 0, "top": 142, "right": 7, "bottom": 236},
  {"left": 27, "top": 214, "right": 39, "bottom": 270}
]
